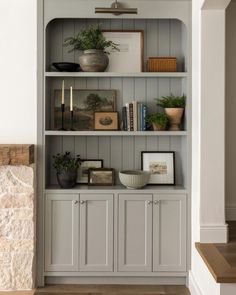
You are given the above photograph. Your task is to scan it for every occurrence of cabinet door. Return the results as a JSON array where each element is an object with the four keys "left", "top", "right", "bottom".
[
  {"left": 45, "top": 194, "right": 79, "bottom": 272},
  {"left": 118, "top": 194, "right": 152, "bottom": 272},
  {"left": 153, "top": 194, "right": 186, "bottom": 272},
  {"left": 79, "top": 194, "right": 113, "bottom": 271}
]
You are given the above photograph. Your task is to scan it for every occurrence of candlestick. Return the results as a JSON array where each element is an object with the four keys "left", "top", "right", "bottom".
[
  {"left": 70, "top": 110, "right": 75, "bottom": 131},
  {"left": 59, "top": 103, "right": 66, "bottom": 131},
  {"left": 70, "top": 86, "right": 73, "bottom": 111},
  {"left": 62, "top": 80, "right": 64, "bottom": 104}
]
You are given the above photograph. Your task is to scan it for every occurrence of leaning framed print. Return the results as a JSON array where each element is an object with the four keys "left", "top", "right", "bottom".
[
  {"left": 141, "top": 151, "right": 175, "bottom": 185},
  {"left": 77, "top": 159, "right": 104, "bottom": 184},
  {"left": 52, "top": 89, "right": 116, "bottom": 131},
  {"left": 88, "top": 168, "right": 115, "bottom": 186},
  {"left": 94, "top": 111, "right": 119, "bottom": 131},
  {"left": 103, "top": 30, "right": 144, "bottom": 72}
]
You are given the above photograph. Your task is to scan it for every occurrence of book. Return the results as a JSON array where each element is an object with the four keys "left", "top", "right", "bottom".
[
  {"left": 129, "top": 103, "right": 134, "bottom": 131},
  {"left": 122, "top": 106, "right": 127, "bottom": 131},
  {"left": 125, "top": 103, "right": 130, "bottom": 131},
  {"left": 133, "top": 101, "right": 138, "bottom": 131}
]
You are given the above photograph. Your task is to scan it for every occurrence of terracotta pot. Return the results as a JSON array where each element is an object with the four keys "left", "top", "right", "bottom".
[
  {"left": 164, "top": 108, "right": 184, "bottom": 131},
  {"left": 152, "top": 123, "right": 166, "bottom": 131},
  {"left": 79, "top": 49, "right": 109, "bottom": 72}
]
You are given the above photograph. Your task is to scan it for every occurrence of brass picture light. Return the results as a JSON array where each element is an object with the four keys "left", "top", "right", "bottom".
[{"left": 95, "top": 0, "right": 138, "bottom": 15}]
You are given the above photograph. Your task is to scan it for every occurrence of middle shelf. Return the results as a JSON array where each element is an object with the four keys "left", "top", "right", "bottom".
[{"left": 45, "top": 130, "right": 188, "bottom": 136}]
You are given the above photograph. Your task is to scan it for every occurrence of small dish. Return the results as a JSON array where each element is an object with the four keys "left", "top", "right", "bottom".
[{"left": 52, "top": 62, "right": 80, "bottom": 72}]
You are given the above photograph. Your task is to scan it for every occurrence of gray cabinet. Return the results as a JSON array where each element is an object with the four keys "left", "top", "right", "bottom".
[
  {"left": 79, "top": 194, "right": 114, "bottom": 271},
  {"left": 45, "top": 194, "right": 79, "bottom": 272},
  {"left": 153, "top": 194, "right": 186, "bottom": 271},
  {"left": 118, "top": 194, "right": 153, "bottom": 272}
]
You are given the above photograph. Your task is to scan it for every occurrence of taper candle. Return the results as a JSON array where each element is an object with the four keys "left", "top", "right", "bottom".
[
  {"left": 70, "top": 86, "right": 73, "bottom": 111},
  {"left": 62, "top": 80, "right": 65, "bottom": 104}
]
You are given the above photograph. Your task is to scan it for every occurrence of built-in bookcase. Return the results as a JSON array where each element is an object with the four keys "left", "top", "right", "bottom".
[{"left": 44, "top": 18, "right": 189, "bottom": 190}]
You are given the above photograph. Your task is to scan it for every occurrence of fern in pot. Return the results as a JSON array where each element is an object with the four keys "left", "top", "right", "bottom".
[
  {"left": 64, "top": 25, "right": 119, "bottom": 72},
  {"left": 53, "top": 152, "right": 81, "bottom": 188},
  {"left": 156, "top": 94, "right": 186, "bottom": 131},
  {"left": 146, "top": 113, "right": 169, "bottom": 131}
]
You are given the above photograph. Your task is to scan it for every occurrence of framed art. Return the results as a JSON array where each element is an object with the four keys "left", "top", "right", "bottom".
[
  {"left": 88, "top": 168, "right": 115, "bottom": 186},
  {"left": 94, "top": 111, "right": 119, "bottom": 131},
  {"left": 141, "top": 151, "right": 175, "bottom": 185},
  {"left": 52, "top": 89, "right": 116, "bottom": 130},
  {"left": 103, "top": 30, "right": 144, "bottom": 72},
  {"left": 77, "top": 159, "right": 103, "bottom": 184}
]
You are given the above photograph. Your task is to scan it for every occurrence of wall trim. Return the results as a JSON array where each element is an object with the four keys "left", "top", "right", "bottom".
[
  {"left": 200, "top": 224, "right": 228, "bottom": 243},
  {"left": 226, "top": 204, "right": 236, "bottom": 221},
  {"left": 188, "top": 271, "right": 203, "bottom": 295}
]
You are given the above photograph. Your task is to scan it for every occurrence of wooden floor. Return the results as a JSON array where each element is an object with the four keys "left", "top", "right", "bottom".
[
  {"left": 196, "top": 221, "right": 236, "bottom": 283},
  {"left": 0, "top": 285, "right": 190, "bottom": 295}
]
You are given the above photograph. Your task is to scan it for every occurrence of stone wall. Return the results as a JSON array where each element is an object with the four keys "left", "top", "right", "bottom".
[{"left": 0, "top": 165, "right": 35, "bottom": 290}]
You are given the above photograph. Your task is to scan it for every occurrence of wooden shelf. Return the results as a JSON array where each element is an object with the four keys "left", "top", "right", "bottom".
[
  {"left": 45, "top": 72, "right": 188, "bottom": 78},
  {"left": 45, "top": 184, "right": 187, "bottom": 194},
  {"left": 44, "top": 130, "right": 188, "bottom": 136}
]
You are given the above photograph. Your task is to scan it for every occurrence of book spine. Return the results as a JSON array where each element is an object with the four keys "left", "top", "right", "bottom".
[
  {"left": 133, "top": 101, "right": 138, "bottom": 131},
  {"left": 143, "top": 105, "right": 147, "bottom": 131},
  {"left": 129, "top": 103, "right": 134, "bottom": 131},
  {"left": 122, "top": 106, "right": 127, "bottom": 131},
  {"left": 138, "top": 103, "right": 141, "bottom": 131},
  {"left": 125, "top": 103, "right": 130, "bottom": 131}
]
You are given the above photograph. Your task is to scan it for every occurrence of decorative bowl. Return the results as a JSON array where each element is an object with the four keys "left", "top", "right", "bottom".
[
  {"left": 52, "top": 62, "right": 80, "bottom": 72},
  {"left": 119, "top": 170, "right": 151, "bottom": 189}
]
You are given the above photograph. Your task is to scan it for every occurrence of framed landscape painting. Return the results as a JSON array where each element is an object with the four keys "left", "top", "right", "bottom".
[{"left": 52, "top": 89, "right": 116, "bottom": 130}]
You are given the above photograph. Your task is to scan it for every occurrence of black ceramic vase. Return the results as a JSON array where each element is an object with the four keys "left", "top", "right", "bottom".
[{"left": 57, "top": 170, "right": 77, "bottom": 189}]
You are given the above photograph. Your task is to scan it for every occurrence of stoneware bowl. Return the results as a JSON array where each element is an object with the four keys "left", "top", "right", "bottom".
[{"left": 119, "top": 170, "right": 151, "bottom": 189}]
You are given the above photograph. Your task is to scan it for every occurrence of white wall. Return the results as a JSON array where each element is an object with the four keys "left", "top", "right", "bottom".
[{"left": 0, "top": 0, "right": 37, "bottom": 144}]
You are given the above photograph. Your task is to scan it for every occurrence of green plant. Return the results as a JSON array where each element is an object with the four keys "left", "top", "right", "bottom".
[
  {"left": 156, "top": 94, "right": 186, "bottom": 108},
  {"left": 64, "top": 25, "right": 119, "bottom": 53},
  {"left": 53, "top": 152, "right": 81, "bottom": 173},
  {"left": 146, "top": 113, "right": 169, "bottom": 128}
]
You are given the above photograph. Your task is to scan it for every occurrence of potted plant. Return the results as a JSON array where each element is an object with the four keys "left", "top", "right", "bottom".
[
  {"left": 156, "top": 94, "right": 186, "bottom": 131},
  {"left": 53, "top": 152, "right": 81, "bottom": 188},
  {"left": 64, "top": 25, "right": 119, "bottom": 72},
  {"left": 146, "top": 113, "right": 169, "bottom": 131}
]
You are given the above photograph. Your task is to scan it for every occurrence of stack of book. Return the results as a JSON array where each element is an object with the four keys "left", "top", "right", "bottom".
[{"left": 122, "top": 101, "right": 147, "bottom": 131}]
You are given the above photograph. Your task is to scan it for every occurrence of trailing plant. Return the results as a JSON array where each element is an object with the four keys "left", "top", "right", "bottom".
[
  {"left": 156, "top": 94, "right": 186, "bottom": 108},
  {"left": 64, "top": 25, "right": 119, "bottom": 53},
  {"left": 53, "top": 152, "right": 81, "bottom": 173},
  {"left": 146, "top": 113, "right": 169, "bottom": 128}
]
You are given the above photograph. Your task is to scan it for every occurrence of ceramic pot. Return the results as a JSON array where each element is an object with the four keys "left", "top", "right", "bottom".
[
  {"left": 152, "top": 122, "right": 166, "bottom": 131},
  {"left": 79, "top": 49, "right": 109, "bottom": 72},
  {"left": 119, "top": 170, "right": 151, "bottom": 189},
  {"left": 164, "top": 108, "right": 184, "bottom": 131},
  {"left": 57, "top": 170, "right": 77, "bottom": 189}
]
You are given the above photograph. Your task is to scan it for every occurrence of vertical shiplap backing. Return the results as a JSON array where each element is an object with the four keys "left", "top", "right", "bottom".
[{"left": 46, "top": 18, "right": 186, "bottom": 72}]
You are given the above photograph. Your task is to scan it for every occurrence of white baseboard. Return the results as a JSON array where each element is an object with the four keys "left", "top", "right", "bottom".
[
  {"left": 226, "top": 204, "right": 236, "bottom": 220},
  {"left": 200, "top": 224, "right": 228, "bottom": 243},
  {"left": 188, "top": 271, "right": 203, "bottom": 295}
]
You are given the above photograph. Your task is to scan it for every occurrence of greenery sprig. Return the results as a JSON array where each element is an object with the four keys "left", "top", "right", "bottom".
[
  {"left": 53, "top": 152, "right": 81, "bottom": 173},
  {"left": 146, "top": 113, "right": 169, "bottom": 128},
  {"left": 64, "top": 25, "right": 119, "bottom": 53},
  {"left": 156, "top": 94, "right": 186, "bottom": 108}
]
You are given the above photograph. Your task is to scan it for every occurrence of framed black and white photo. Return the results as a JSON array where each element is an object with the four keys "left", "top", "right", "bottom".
[
  {"left": 103, "top": 30, "right": 144, "bottom": 72},
  {"left": 52, "top": 89, "right": 116, "bottom": 130},
  {"left": 141, "top": 151, "right": 175, "bottom": 185},
  {"left": 77, "top": 159, "right": 103, "bottom": 184}
]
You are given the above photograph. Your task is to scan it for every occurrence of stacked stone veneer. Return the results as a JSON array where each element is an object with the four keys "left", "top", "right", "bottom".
[{"left": 0, "top": 165, "right": 35, "bottom": 290}]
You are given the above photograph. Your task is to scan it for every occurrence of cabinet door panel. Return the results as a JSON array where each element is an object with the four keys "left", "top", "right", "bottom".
[
  {"left": 45, "top": 194, "right": 79, "bottom": 272},
  {"left": 118, "top": 194, "right": 152, "bottom": 272},
  {"left": 153, "top": 194, "right": 186, "bottom": 271},
  {"left": 79, "top": 194, "right": 113, "bottom": 271}
]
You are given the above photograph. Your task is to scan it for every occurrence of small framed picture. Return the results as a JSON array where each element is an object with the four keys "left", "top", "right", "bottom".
[
  {"left": 94, "top": 112, "right": 119, "bottom": 131},
  {"left": 77, "top": 159, "right": 103, "bottom": 184},
  {"left": 141, "top": 151, "right": 175, "bottom": 185},
  {"left": 88, "top": 168, "right": 115, "bottom": 186}
]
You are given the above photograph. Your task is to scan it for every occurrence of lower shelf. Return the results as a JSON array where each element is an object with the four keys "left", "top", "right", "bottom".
[{"left": 44, "top": 184, "right": 187, "bottom": 194}]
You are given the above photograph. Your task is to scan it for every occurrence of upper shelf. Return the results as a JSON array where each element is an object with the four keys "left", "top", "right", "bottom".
[{"left": 45, "top": 72, "right": 189, "bottom": 78}]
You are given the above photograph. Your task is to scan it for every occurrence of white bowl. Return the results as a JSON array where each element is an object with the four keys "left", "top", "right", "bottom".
[{"left": 119, "top": 170, "right": 151, "bottom": 189}]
